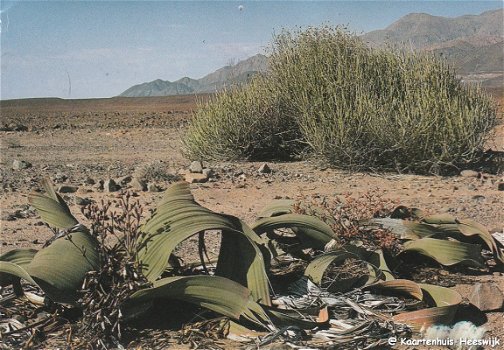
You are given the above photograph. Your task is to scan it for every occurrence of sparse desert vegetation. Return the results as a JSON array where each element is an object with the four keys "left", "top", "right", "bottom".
[
  {"left": 0, "top": 87, "right": 503, "bottom": 348},
  {"left": 1, "top": 20, "right": 503, "bottom": 350},
  {"left": 1, "top": 5, "right": 503, "bottom": 350},
  {"left": 185, "top": 27, "right": 497, "bottom": 174}
]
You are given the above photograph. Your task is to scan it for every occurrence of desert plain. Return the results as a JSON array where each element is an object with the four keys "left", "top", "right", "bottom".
[{"left": 0, "top": 88, "right": 503, "bottom": 348}]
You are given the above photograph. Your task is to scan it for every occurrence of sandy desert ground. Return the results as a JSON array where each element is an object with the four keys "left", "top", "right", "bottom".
[{"left": 0, "top": 89, "right": 503, "bottom": 348}]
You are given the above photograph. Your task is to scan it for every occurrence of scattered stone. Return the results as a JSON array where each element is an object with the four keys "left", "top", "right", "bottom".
[
  {"left": 93, "top": 180, "right": 104, "bottom": 191},
  {"left": 471, "top": 195, "right": 486, "bottom": 202},
  {"left": 1, "top": 212, "right": 16, "bottom": 221},
  {"left": 75, "top": 196, "right": 92, "bottom": 206},
  {"left": 189, "top": 161, "right": 204, "bottom": 173},
  {"left": 12, "top": 159, "right": 32, "bottom": 170},
  {"left": 202, "top": 168, "right": 214, "bottom": 178},
  {"left": 58, "top": 185, "right": 78, "bottom": 193},
  {"left": 34, "top": 221, "right": 45, "bottom": 226},
  {"left": 467, "top": 184, "right": 477, "bottom": 190},
  {"left": 185, "top": 173, "right": 208, "bottom": 184},
  {"left": 498, "top": 183, "right": 504, "bottom": 191},
  {"left": 148, "top": 183, "right": 162, "bottom": 192},
  {"left": 32, "top": 239, "right": 40, "bottom": 245},
  {"left": 258, "top": 163, "right": 272, "bottom": 174},
  {"left": 54, "top": 172, "right": 68, "bottom": 183},
  {"left": 468, "top": 283, "right": 504, "bottom": 312},
  {"left": 117, "top": 175, "right": 133, "bottom": 186},
  {"left": 2, "top": 123, "right": 28, "bottom": 132},
  {"left": 14, "top": 124, "right": 28, "bottom": 131},
  {"left": 130, "top": 178, "right": 147, "bottom": 192},
  {"left": 460, "top": 170, "right": 479, "bottom": 178},
  {"left": 104, "top": 179, "right": 120, "bottom": 192},
  {"left": 84, "top": 177, "right": 96, "bottom": 185}
]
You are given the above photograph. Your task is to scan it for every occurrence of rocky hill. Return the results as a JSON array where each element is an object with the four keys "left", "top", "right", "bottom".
[
  {"left": 361, "top": 9, "right": 503, "bottom": 86},
  {"left": 121, "top": 9, "right": 502, "bottom": 96},
  {"left": 119, "top": 54, "right": 268, "bottom": 97}
]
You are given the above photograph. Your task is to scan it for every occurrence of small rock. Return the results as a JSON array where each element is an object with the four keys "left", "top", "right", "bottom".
[
  {"left": 184, "top": 173, "right": 208, "bottom": 184},
  {"left": 117, "top": 175, "right": 132, "bottom": 186},
  {"left": 460, "top": 170, "right": 479, "bottom": 178},
  {"left": 130, "top": 178, "right": 147, "bottom": 191},
  {"left": 58, "top": 185, "right": 78, "bottom": 193},
  {"left": 258, "top": 163, "right": 272, "bottom": 174},
  {"left": 498, "top": 183, "right": 504, "bottom": 191},
  {"left": 148, "top": 183, "right": 162, "bottom": 192},
  {"left": 84, "top": 177, "right": 96, "bottom": 185},
  {"left": 54, "top": 173, "right": 68, "bottom": 183},
  {"left": 189, "top": 161, "right": 203, "bottom": 173},
  {"left": 12, "top": 159, "right": 32, "bottom": 170},
  {"left": 469, "top": 283, "right": 504, "bottom": 311},
  {"left": 471, "top": 195, "right": 486, "bottom": 202},
  {"left": 92, "top": 180, "right": 104, "bottom": 191},
  {"left": 1, "top": 212, "right": 16, "bottom": 221},
  {"left": 34, "top": 221, "right": 45, "bottom": 226},
  {"left": 75, "top": 196, "right": 91, "bottom": 206},
  {"left": 104, "top": 179, "right": 120, "bottom": 192},
  {"left": 202, "top": 168, "right": 214, "bottom": 178}
]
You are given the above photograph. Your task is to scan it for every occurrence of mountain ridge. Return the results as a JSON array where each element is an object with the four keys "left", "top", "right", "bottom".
[
  {"left": 119, "top": 54, "right": 268, "bottom": 97},
  {"left": 120, "top": 8, "right": 502, "bottom": 97}
]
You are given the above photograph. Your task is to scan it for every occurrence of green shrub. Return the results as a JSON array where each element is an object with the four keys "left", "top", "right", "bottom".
[
  {"left": 183, "top": 78, "right": 303, "bottom": 161},
  {"left": 184, "top": 26, "right": 497, "bottom": 173}
]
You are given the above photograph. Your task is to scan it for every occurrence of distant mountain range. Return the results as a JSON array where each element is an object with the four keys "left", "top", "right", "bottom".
[
  {"left": 120, "top": 9, "right": 502, "bottom": 97},
  {"left": 361, "top": 9, "right": 503, "bottom": 87},
  {"left": 119, "top": 54, "right": 268, "bottom": 97}
]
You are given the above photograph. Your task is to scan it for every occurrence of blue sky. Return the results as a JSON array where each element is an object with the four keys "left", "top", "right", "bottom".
[{"left": 1, "top": 1, "right": 502, "bottom": 100}]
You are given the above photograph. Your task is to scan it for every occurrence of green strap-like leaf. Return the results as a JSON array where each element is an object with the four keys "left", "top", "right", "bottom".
[
  {"left": 29, "top": 179, "right": 79, "bottom": 229},
  {"left": 364, "top": 279, "right": 423, "bottom": 301},
  {"left": 0, "top": 248, "right": 37, "bottom": 266},
  {"left": 429, "top": 219, "right": 504, "bottom": 264},
  {"left": 364, "top": 218, "right": 439, "bottom": 240},
  {"left": 0, "top": 248, "right": 38, "bottom": 286},
  {"left": 0, "top": 261, "right": 36, "bottom": 285},
  {"left": 304, "top": 250, "right": 358, "bottom": 285},
  {"left": 216, "top": 218, "right": 271, "bottom": 305},
  {"left": 304, "top": 249, "right": 383, "bottom": 292},
  {"left": 401, "top": 238, "right": 485, "bottom": 267},
  {"left": 252, "top": 214, "right": 336, "bottom": 249},
  {"left": 368, "top": 212, "right": 503, "bottom": 265},
  {"left": 344, "top": 245, "right": 395, "bottom": 281},
  {"left": 137, "top": 183, "right": 271, "bottom": 305},
  {"left": 257, "top": 200, "right": 295, "bottom": 218},
  {"left": 127, "top": 275, "right": 273, "bottom": 330},
  {"left": 26, "top": 231, "right": 100, "bottom": 304},
  {"left": 393, "top": 283, "right": 462, "bottom": 331}
]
